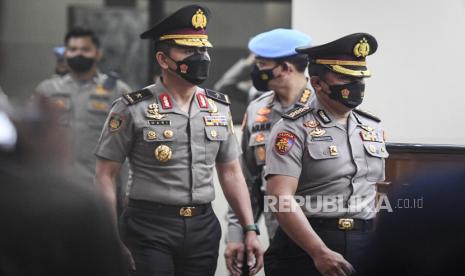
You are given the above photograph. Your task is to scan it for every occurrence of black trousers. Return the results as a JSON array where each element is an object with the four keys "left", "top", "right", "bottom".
[
  {"left": 264, "top": 225, "right": 373, "bottom": 276},
  {"left": 120, "top": 203, "right": 222, "bottom": 276}
]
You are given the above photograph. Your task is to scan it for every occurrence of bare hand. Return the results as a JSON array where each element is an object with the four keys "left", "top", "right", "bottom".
[
  {"left": 121, "top": 242, "right": 136, "bottom": 271},
  {"left": 224, "top": 242, "right": 244, "bottom": 276},
  {"left": 244, "top": 232, "right": 264, "bottom": 275},
  {"left": 313, "top": 248, "right": 354, "bottom": 276}
]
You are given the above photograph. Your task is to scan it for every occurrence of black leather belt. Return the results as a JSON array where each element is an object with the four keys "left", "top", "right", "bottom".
[
  {"left": 308, "top": 218, "right": 374, "bottom": 231},
  {"left": 129, "top": 199, "right": 211, "bottom": 217}
]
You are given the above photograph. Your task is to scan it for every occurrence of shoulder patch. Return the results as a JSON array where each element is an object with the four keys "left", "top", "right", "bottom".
[
  {"left": 282, "top": 106, "right": 313, "bottom": 120},
  {"left": 353, "top": 108, "right": 381, "bottom": 123},
  {"left": 205, "top": 89, "right": 230, "bottom": 105},
  {"left": 122, "top": 89, "right": 153, "bottom": 105}
]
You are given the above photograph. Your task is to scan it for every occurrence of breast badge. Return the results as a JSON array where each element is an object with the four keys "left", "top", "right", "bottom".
[
  {"left": 154, "top": 145, "right": 172, "bottom": 162},
  {"left": 147, "top": 103, "right": 167, "bottom": 120}
]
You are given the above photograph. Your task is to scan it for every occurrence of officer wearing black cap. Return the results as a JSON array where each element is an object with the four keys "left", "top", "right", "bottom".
[
  {"left": 263, "top": 33, "right": 388, "bottom": 275},
  {"left": 94, "top": 5, "right": 263, "bottom": 276}
]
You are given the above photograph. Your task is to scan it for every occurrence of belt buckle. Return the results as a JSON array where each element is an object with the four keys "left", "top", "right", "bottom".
[
  {"left": 179, "top": 207, "right": 195, "bottom": 217},
  {"left": 338, "top": 218, "right": 354, "bottom": 230}
]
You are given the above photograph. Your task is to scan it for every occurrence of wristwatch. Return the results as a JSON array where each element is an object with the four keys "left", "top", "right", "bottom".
[{"left": 243, "top": 224, "right": 260, "bottom": 235}]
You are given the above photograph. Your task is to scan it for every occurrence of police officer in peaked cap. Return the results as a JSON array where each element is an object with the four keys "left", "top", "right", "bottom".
[
  {"left": 264, "top": 33, "right": 388, "bottom": 275},
  {"left": 94, "top": 5, "right": 263, "bottom": 276}
]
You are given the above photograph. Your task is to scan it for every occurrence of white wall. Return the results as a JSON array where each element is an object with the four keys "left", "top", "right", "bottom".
[{"left": 293, "top": 0, "right": 465, "bottom": 145}]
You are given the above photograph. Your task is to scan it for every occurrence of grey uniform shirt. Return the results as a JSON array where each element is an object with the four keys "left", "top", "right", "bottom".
[
  {"left": 35, "top": 73, "right": 131, "bottom": 185},
  {"left": 227, "top": 85, "right": 315, "bottom": 242},
  {"left": 95, "top": 81, "right": 240, "bottom": 205},
  {"left": 265, "top": 98, "right": 388, "bottom": 220}
]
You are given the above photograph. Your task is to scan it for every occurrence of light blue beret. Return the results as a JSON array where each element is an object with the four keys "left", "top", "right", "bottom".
[{"left": 248, "top": 28, "right": 312, "bottom": 58}]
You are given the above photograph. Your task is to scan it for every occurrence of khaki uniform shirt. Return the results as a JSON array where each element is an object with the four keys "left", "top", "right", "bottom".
[
  {"left": 35, "top": 73, "right": 131, "bottom": 185},
  {"left": 227, "top": 85, "right": 315, "bottom": 242},
  {"left": 95, "top": 80, "right": 240, "bottom": 205},
  {"left": 265, "top": 98, "right": 388, "bottom": 220}
]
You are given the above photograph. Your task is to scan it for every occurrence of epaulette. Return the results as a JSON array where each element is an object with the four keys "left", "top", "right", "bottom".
[
  {"left": 282, "top": 106, "right": 313, "bottom": 120},
  {"left": 122, "top": 89, "right": 153, "bottom": 105},
  {"left": 205, "top": 89, "right": 230, "bottom": 105},
  {"left": 353, "top": 108, "right": 381, "bottom": 123}
]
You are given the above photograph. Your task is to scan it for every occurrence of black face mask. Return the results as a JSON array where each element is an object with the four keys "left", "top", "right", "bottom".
[
  {"left": 167, "top": 53, "right": 210, "bottom": 85},
  {"left": 323, "top": 80, "right": 365, "bottom": 108},
  {"left": 66, "top": 55, "right": 95, "bottom": 73},
  {"left": 250, "top": 64, "right": 280, "bottom": 92}
]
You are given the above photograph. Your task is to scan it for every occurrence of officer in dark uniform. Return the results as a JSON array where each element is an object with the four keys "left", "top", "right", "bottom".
[
  {"left": 264, "top": 33, "right": 388, "bottom": 275},
  {"left": 94, "top": 5, "right": 263, "bottom": 276}
]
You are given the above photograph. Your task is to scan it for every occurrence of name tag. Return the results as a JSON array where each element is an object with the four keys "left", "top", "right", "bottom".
[{"left": 148, "top": 120, "right": 171, "bottom": 126}]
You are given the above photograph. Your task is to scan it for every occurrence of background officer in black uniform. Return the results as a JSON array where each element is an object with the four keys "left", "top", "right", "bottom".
[{"left": 94, "top": 5, "right": 263, "bottom": 276}]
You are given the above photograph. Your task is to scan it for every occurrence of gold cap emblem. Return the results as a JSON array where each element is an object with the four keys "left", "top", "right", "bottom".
[
  {"left": 154, "top": 145, "right": 172, "bottom": 162},
  {"left": 192, "top": 9, "right": 207, "bottom": 29},
  {"left": 353, "top": 38, "right": 370, "bottom": 58}
]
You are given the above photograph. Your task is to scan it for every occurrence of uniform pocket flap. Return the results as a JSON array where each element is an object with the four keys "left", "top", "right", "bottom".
[
  {"left": 363, "top": 142, "right": 389, "bottom": 158},
  {"left": 205, "top": 126, "right": 228, "bottom": 141},
  {"left": 307, "top": 143, "right": 340, "bottom": 160}
]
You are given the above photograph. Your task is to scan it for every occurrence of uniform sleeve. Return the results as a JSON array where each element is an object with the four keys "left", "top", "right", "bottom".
[
  {"left": 215, "top": 110, "right": 241, "bottom": 164},
  {"left": 94, "top": 99, "right": 134, "bottom": 163},
  {"left": 264, "top": 119, "right": 305, "bottom": 180},
  {"left": 226, "top": 206, "right": 244, "bottom": 243}
]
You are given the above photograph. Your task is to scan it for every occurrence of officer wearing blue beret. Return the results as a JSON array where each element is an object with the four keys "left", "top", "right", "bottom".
[
  {"left": 224, "top": 28, "right": 313, "bottom": 275},
  {"left": 264, "top": 33, "right": 387, "bottom": 275}
]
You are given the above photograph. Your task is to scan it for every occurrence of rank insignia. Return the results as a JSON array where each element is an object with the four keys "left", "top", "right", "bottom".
[
  {"left": 299, "top": 89, "right": 312, "bottom": 104},
  {"left": 163, "top": 130, "right": 174, "bottom": 139},
  {"left": 154, "top": 144, "right": 172, "bottom": 162},
  {"left": 123, "top": 89, "right": 153, "bottom": 105},
  {"left": 257, "top": 107, "right": 272, "bottom": 115},
  {"left": 204, "top": 115, "right": 228, "bottom": 126},
  {"left": 147, "top": 103, "right": 167, "bottom": 120},
  {"left": 282, "top": 106, "right": 312, "bottom": 120},
  {"left": 159, "top": 93, "right": 172, "bottom": 109},
  {"left": 147, "top": 130, "right": 157, "bottom": 140},
  {"left": 256, "top": 146, "right": 266, "bottom": 161},
  {"left": 361, "top": 125, "right": 375, "bottom": 132},
  {"left": 304, "top": 120, "right": 319, "bottom": 128},
  {"left": 205, "top": 89, "right": 230, "bottom": 105},
  {"left": 310, "top": 128, "right": 326, "bottom": 137},
  {"left": 108, "top": 113, "right": 124, "bottom": 132},
  {"left": 255, "top": 133, "right": 265, "bottom": 143},
  {"left": 317, "top": 109, "right": 332, "bottom": 124},
  {"left": 95, "top": 84, "right": 109, "bottom": 95},
  {"left": 207, "top": 98, "right": 218, "bottom": 113},
  {"left": 312, "top": 136, "right": 333, "bottom": 142},
  {"left": 329, "top": 145, "right": 338, "bottom": 156},
  {"left": 197, "top": 93, "right": 209, "bottom": 109},
  {"left": 274, "top": 132, "right": 296, "bottom": 155},
  {"left": 255, "top": 115, "right": 269, "bottom": 123},
  {"left": 89, "top": 101, "right": 109, "bottom": 112}
]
